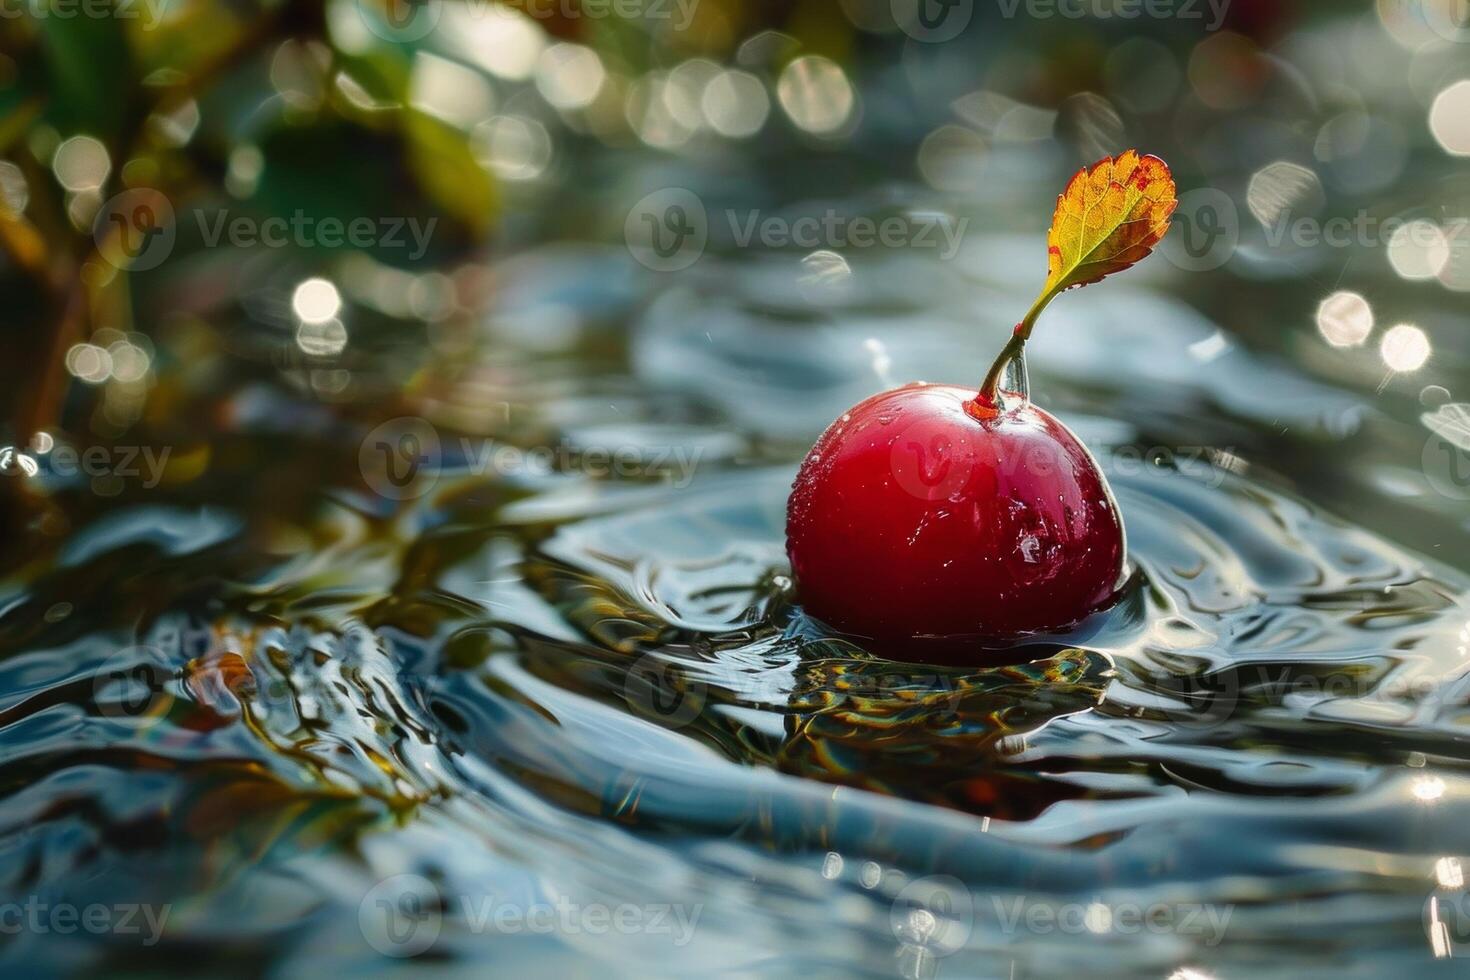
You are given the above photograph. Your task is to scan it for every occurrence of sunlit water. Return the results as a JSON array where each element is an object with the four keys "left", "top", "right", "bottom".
[{"left": 2, "top": 235, "right": 1468, "bottom": 979}]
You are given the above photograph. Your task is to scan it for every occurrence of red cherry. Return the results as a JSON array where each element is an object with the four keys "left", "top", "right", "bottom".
[
  {"left": 782, "top": 151, "right": 1180, "bottom": 658},
  {"left": 786, "top": 382, "right": 1125, "bottom": 659}
]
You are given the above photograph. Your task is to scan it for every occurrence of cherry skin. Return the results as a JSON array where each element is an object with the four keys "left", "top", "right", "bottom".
[{"left": 786, "top": 382, "right": 1126, "bottom": 660}]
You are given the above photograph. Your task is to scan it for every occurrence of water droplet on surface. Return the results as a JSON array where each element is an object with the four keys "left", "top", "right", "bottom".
[
  {"left": 0, "top": 447, "right": 39, "bottom": 477},
  {"left": 1412, "top": 774, "right": 1446, "bottom": 801},
  {"left": 996, "top": 347, "right": 1030, "bottom": 410},
  {"left": 1420, "top": 385, "right": 1450, "bottom": 409},
  {"left": 1019, "top": 534, "right": 1041, "bottom": 563}
]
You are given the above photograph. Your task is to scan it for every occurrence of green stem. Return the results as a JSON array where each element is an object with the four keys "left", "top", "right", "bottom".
[{"left": 977, "top": 287, "right": 1055, "bottom": 405}]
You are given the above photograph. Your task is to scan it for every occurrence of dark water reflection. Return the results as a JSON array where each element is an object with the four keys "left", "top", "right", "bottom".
[{"left": 3, "top": 231, "right": 1469, "bottom": 980}]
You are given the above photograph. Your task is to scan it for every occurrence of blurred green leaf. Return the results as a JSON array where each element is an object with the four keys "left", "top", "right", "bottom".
[
  {"left": 243, "top": 113, "right": 492, "bottom": 265},
  {"left": 334, "top": 48, "right": 414, "bottom": 108},
  {"left": 0, "top": 97, "right": 42, "bottom": 154},
  {"left": 39, "top": 13, "right": 134, "bottom": 141},
  {"left": 404, "top": 110, "right": 496, "bottom": 238},
  {"left": 128, "top": 0, "right": 251, "bottom": 79}
]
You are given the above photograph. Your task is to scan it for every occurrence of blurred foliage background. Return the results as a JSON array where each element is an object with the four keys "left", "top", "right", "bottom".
[
  {"left": 1, "top": 0, "right": 1468, "bottom": 553},
  {"left": 4, "top": 4, "right": 1470, "bottom": 975}
]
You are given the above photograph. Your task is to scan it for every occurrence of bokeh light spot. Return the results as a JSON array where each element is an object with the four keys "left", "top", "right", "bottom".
[
  {"left": 52, "top": 136, "right": 111, "bottom": 192},
  {"left": 535, "top": 44, "right": 605, "bottom": 111},
  {"left": 1381, "top": 324, "right": 1431, "bottom": 373},
  {"left": 293, "top": 278, "right": 342, "bottom": 324},
  {"left": 1429, "top": 80, "right": 1470, "bottom": 157},
  {"left": 1387, "top": 220, "right": 1449, "bottom": 280},
  {"left": 472, "top": 116, "right": 552, "bottom": 181},
  {"left": 65, "top": 343, "right": 112, "bottom": 384},
  {"left": 777, "top": 56, "right": 854, "bottom": 135},
  {"left": 702, "top": 70, "right": 769, "bottom": 139},
  {"left": 1316, "top": 291, "right": 1374, "bottom": 348}
]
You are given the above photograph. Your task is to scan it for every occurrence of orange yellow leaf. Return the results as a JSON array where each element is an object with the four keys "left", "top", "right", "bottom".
[
  {"left": 1022, "top": 150, "right": 1177, "bottom": 338},
  {"left": 978, "top": 150, "right": 1180, "bottom": 404}
]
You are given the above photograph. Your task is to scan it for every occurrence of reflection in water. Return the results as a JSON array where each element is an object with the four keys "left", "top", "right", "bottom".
[{"left": 776, "top": 649, "right": 1113, "bottom": 819}]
